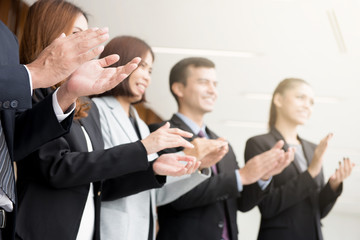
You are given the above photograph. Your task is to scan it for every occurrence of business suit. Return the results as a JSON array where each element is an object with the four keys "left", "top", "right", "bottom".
[
  {"left": 244, "top": 127, "right": 342, "bottom": 240},
  {"left": 15, "top": 90, "right": 165, "bottom": 240},
  {"left": 0, "top": 20, "right": 73, "bottom": 240},
  {"left": 149, "top": 114, "right": 268, "bottom": 240},
  {"left": 92, "top": 96, "right": 210, "bottom": 240}
]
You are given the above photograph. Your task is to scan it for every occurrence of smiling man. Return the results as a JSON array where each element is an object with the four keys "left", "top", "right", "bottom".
[{"left": 149, "top": 57, "right": 294, "bottom": 240}]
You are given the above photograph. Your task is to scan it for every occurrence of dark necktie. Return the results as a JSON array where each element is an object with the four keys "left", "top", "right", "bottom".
[
  {"left": 0, "top": 119, "right": 15, "bottom": 203},
  {"left": 198, "top": 129, "right": 229, "bottom": 240},
  {"left": 198, "top": 130, "right": 217, "bottom": 174}
]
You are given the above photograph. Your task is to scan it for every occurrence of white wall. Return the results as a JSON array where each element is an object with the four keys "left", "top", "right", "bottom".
[{"left": 64, "top": 1, "right": 360, "bottom": 239}]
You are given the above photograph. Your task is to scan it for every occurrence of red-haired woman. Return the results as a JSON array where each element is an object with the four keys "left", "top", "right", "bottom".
[{"left": 15, "top": 1, "right": 197, "bottom": 240}]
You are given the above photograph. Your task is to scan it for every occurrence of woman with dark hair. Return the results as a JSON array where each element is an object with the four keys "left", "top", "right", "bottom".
[
  {"left": 15, "top": 1, "right": 197, "bottom": 240},
  {"left": 92, "top": 36, "right": 214, "bottom": 240},
  {"left": 244, "top": 78, "right": 354, "bottom": 240}
]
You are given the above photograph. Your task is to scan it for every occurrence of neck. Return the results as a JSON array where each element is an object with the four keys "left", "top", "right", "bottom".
[
  {"left": 274, "top": 118, "right": 299, "bottom": 144},
  {"left": 178, "top": 107, "right": 204, "bottom": 127},
  {"left": 115, "top": 96, "right": 131, "bottom": 117}
]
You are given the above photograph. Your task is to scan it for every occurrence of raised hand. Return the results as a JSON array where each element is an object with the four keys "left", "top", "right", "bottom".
[
  {"left": 329, "top": 157, "right": 355, "bottom": 191},
  {"left": 141, "top": 122, "right": 194, "bottom": 155},
  {"left": 27, "top": 27, "right": 110, "bottom": 89},
  {"left": 308, "top": 133, "right": 333, "bottom": 178},
  {"left": 184, "top": 137, "right": 228, "bottom": 167},
  {"left": 56, "top": 55, "right": 140, "bottom": 111},
  {"left": 153, "top": 154, "right": 200, "bottom": 176},
  {"left": 261, "top": 141, "right": 295, "bottom": 179},
  {"left": 197, "top": 138, "right": 229, "bottom": 170},
  {"left": 239, "top": 140, "right": 285, "bottom": 185}
]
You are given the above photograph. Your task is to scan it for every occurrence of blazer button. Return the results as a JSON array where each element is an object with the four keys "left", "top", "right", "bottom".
[
  {"left": 10, "top": 100, "right": 18, "bottom": 108},
  {"left": 3, "top": 101, "right": 10, "bottom": 109},
  {"left": 97, "top": 191, "right": 101, "bottom": 196},
  {"left": 218, "top": 221, "right": 224, "bottom": 228}
]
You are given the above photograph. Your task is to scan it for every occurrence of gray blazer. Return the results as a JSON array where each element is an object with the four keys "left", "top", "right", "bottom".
[{"left": 92, "top": 96, "right": 210, "bottom": 240}]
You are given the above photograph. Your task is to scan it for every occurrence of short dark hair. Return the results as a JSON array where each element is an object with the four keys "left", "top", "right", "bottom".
[
  {"left": 96, "top": 36, "right": 154, "bottom": 103},
  {"left": 169, "top": 57, "right": 215, "bottom": 104}
]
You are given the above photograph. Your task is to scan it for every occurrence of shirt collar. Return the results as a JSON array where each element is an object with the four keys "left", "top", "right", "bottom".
[{"left": 175, "top": 112, "right": 207, "bottom": 137}]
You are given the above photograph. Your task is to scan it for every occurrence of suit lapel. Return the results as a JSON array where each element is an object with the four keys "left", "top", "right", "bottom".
[
  {"left": 170, "top": 114, "right": 196, "bottom": 141},
  {"left": 79, "top": 114, "right": 103, "bottom": 151},
  {"left": 130, "top": 106, "right": 146, "bottom": 140},
  {"left": 270, "top": 128, "right": 303, "bottom": 174},
  {"left": 103, "top": 97, "right": 139, "bottom": 142}
]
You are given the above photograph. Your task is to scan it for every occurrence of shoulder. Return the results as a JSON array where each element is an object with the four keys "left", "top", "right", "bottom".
[
  {"left": 246, "top": 132, "right": 274, "bottom": 146},
  {"left": 91, "top": 97, "right": 108, "bottom": 110},
  {"left": 148, "top": 121, "right": 168, "bottom": 132}
]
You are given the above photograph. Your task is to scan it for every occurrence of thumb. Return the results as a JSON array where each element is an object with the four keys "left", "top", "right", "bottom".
[
  {"left": 160, "top": 122, "right": 170, "bottom": 130},
  {"left": 272, "top": 140, "right": 284, "bottom": 150}
]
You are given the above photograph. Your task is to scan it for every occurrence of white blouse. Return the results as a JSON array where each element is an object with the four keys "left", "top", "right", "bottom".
[{"left": 76, "top": 126, "right": 95, "bottom": 240}]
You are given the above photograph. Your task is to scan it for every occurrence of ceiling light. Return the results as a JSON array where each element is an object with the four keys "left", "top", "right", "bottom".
[{"left": 152, "top": 47, "right": 261, "bottom": 58}]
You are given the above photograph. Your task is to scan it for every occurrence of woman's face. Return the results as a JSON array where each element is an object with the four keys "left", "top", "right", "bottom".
[
  {"left": 275, "top": 83, "right": 314, "bottom": 126},
  {"left": 71, "top": 13, "right": 88, "bottom": 34},
  {"left": 127, "top": 51, "right": 153, "bottom": 103}
]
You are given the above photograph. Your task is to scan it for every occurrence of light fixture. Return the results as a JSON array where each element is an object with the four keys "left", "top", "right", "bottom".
[{"left": 152, "top": 47, "right": 261, "bottom": 58}]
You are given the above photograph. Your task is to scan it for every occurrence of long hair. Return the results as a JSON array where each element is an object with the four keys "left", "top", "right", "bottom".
[
  {"left": 20, "top": 0, "right": 90, "bottom": 119},
  {"left": 268, "top": 78, "right": 309, "bottom": 129},
  {"left": 96, "top": 36, "right": 154, "bottom": 103}
]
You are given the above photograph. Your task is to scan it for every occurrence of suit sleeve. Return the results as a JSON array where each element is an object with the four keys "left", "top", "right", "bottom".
[
  {"left": 155, "top": 169, "right": 211, "bottom": 207},
  {"left": 30, "top": 138, "right": 150, "bottom": 189},
  {"left": 101, "top": 161, "right": 166, "bottom": 201},
  {"left": 0, "top": 65, "right": 31, "bottom": 110},
  {"left": 245, "top": 137, "right": 319, "bottom": 219},
  {"left": 0, "top": 65, "right": 73, "bottom": 161},
  {"left": 318, "top": 181, "right": 342, "bottom": 218},
  {"left": 14, "top": 92, "right": 73, "bottom": 161}
]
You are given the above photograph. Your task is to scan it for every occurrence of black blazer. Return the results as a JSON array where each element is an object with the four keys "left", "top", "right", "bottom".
[
  {"left": 244, "top": 128, "right": 342, "bottom": 240},
  {"left": 15, "top": 89, "right": 165, "bottom": 240},
  {"left": 0, "top": 20, "right": 73, "bottom": 240},
  {"left": 149, "top": 114, "right": 269, "bottom": 240}
]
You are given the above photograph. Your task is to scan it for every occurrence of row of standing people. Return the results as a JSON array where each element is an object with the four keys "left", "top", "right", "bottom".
[{"left": 2, "top": 0, "right": 355, "bottom": 240}]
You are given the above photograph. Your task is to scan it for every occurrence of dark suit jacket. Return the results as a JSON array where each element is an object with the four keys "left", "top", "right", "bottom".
[
  {"left": 15, "top": 89, "right": 165, "bottom": 240},
  {"left": 0, "top": 20, "right": 73, "bottom": 240},
  {"left": 244, "top": 128, "right": 342, "bottom": 240},
  {"left": 149, "top": 114, "right": 269, "bottom": 240}
]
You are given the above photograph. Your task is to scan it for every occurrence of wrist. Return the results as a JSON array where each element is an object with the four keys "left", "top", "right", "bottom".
[
  {"left": 329, "top": 179, "right": 341, "bottom": 192},
  {"left": 57, "top": 85, "right": 77, "bottom": 113},
  {"left": 26, "top": 63, "right": 41, "bottom": 89},
  {"left": 239, "top": 168, "right": 250, "bottom": 185},
  {"left": 307, "top": 167, "right": 320, "bottom": 178}
]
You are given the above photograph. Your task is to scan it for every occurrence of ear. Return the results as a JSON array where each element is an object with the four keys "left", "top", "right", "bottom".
[
  {"left": 273, "top": 93, "right": 283, "bottom": 108},
  {"left": 171, "top": 82, "right": 185, "bottom": 99}
]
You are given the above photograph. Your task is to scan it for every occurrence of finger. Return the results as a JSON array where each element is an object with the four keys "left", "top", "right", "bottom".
[
  {"left": 167, "top": 127, "right": 193, "bottom": 138},
  {"left": 97, "top": 54, "right": 120, "bottom": 68},
  {"left": 272, "top": 140, "right": 284, "bottom": 150},
  {"left": 176, "top": 155, "right": 197, "bottom": 163},
  {"left": 78, "top": 45, "right": 105, "bottom": 64},
  {"left": 118, "top": 57, "right": 142, "bottom": 75},
  {"left": 330, "top": 172, "right": 337, "bottom": 181},
  {"left": 67, "top": 27, "right": 107, "bottom": 41},
  {"left": 115, "top": 62, "right": 140, "bottom": 81},
  {"left": 72, "top": 27, "right": 109, "bottom": 48},
  {"left": 159, "top": 122, "right": 170, "bottom": 130}
]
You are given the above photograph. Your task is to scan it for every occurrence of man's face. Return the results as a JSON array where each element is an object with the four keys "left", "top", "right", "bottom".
[{"left": 180, "top": 66, "right": 218, "bottom": 115}]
